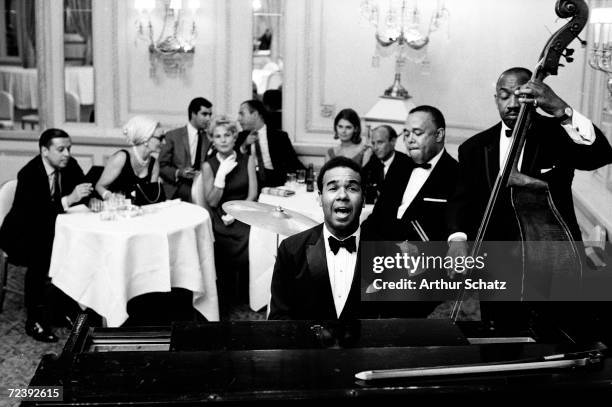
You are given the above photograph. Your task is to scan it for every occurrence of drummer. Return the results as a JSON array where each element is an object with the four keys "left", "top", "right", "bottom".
[{"left": 201, "top": 116, "right": 258, "bottom": 319}]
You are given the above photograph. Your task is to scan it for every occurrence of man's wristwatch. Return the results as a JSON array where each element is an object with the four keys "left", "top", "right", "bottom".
[{"left": 558, "top": 106, "right": 573, "bottom": 124}]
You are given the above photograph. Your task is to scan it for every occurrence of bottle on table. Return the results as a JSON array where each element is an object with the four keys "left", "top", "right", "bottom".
[{"left": 306, "top": 164, "right": 314, "bottom": 192}]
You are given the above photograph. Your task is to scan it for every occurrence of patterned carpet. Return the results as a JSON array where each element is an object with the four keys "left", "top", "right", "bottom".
[{"left": 0, "top": 264, "right": 477, "bottom": 407}]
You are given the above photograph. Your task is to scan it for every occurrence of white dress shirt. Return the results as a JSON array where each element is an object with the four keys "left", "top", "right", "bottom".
[
  {"left": 250, "top": 124, "right": 274, "bottom": 170},
  {"left": 42, "top": 157, "right": 69, "bottom": 211},
  {"left": 396, "top": 148, "right": 445, "bottom": 219},
  {"left": 382, "top": 152, "right": 395, "bottom": 178},
  {"left": 186, "top": 122, "right": 199, "bottom": 167},
  {"left": 323, "top": 225, "right": 360, "bottom": 318},
  {"left": 448, "top": 110, "right": 595, "bottom": 242}
]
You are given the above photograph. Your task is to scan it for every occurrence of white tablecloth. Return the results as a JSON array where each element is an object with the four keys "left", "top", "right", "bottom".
[
  {"left": 248, "top": 185, "right": 372, "bottom": 311},
  {"left": 49, "top": 201, "right": 218, "bottom": 327},
  {"left": 0, "top": 65, "right": 94, "bottom": 109}
]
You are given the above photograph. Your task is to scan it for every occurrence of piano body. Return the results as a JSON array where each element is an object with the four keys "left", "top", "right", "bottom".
[{"left": 22, "top": 315, "right": 612, "bottom": 405}]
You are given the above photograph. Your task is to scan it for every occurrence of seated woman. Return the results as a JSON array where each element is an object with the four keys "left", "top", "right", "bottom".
[
  {"left": 202, "top": 116, "right": 257, "bottom": 318},
  {"left": 324, "top": 108, "right": 371, "bottom": 166},
  {"left": 95, "top": 115, "right": 164, "bottom": 204}
]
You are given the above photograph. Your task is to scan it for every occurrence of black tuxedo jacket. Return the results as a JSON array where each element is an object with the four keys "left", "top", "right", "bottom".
[
  {"left": 268, "top": 224, "right": 437, "bottom": 320},
  {"left": 447, "top": 116, "right": 612, "bottom": 241},
  {"left": 364, "top": 150, "right": 458, "bottom": 242},
  {"left": 159, "top": 125, "right": 213, "bottom": 200},
  {"left": 236, "top": 128, "right": 304, "bottom": 187},
  {"left": 362, "top": 151, "right": 411, "bottom": 197},
  {"left": 0, "top": 155, "right": 85, "bottom": 266}
]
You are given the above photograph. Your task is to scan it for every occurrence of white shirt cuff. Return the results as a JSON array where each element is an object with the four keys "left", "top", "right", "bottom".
[
  {"left": 448, "top": 232, "right": 467, "bottom": 243},
  {"left": 561, "top": 109, "right": 595, "bottom": 145}
]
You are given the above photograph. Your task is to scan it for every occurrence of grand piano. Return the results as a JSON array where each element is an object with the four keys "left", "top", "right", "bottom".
[{"left": 21, "top": 312, "right": 612, "bottom": 405}]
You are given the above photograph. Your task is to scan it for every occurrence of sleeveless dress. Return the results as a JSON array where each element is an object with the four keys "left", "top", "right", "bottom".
[
  {"left": 107, "top": 149, "right": 156, "bottom": 201},
  {"left": 327, "top": 146, "right": 365, "bottom": 165},
  {"left": 207, "top": 153, "right": 251, "bottom": 315}
]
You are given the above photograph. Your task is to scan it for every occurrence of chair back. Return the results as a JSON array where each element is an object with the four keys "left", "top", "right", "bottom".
[
  {"left": 191, "top": 172, "right": 207, "bottom": 209},
  {"left": 65, "top": 91, "right": 81, "bottom": 122},
  {"left": 0, "top": 180, "right": 17, "bottom": 227},
  {"left": 266, "top": 71, "right": 282, "bottom": 91},
  {"left": 0, "top": 91, "right": 14, "bottom": 125}
]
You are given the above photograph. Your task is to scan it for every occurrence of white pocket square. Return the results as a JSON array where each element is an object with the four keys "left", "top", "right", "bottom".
[
  {"left": 423, "top": 197, "right": 447, "bottom": 203},
  {"left": 540, "top": 166, "right": 555, "bottom": 174}
]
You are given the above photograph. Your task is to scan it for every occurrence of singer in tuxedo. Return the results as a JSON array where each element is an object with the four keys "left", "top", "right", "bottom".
[
  {"left": 159, "top": 97, "right": 214, "bottom": 201},
  {"left": 269, "top": 157, "right": 371, "bottom": 320},
  {"left": 236, "top": 99, "right": 304, "bottom": 188},
  {"left": 0, "top": 129, "right": 92, "bottom": 342},
  {"left": 364, "top": 106, "right": 458, "bottom": 243}
]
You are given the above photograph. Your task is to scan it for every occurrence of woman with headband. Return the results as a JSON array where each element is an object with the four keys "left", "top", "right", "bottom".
[{"left": 95, "top": 115, "right": 164, "bottom": 202}]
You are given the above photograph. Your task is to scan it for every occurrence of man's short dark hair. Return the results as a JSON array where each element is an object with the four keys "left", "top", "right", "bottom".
[
  {"left": 242, "top": 99, "right": 268, "bottom": 121},
  {"left": 188, "top": 97, "right": 212, "bottom": 120},
  {"left": 409, "top": 105, "right": 446, "bottom": 129},
  {"left": 39, "top": 128, "right": 70, "bottom": 149},
  {"left": 372, "top": 124, "right": 398, "bottom": 140},
  {"left": 317, "top": 156, "right": 363, "bottom": 193}
]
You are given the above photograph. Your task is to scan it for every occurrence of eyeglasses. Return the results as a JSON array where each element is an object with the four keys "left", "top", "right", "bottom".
[{"left": 151, "top": 135, "right": 165, "bottom": 142}]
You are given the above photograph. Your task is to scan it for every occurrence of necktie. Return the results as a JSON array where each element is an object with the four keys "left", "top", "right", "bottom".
[
  {"left": 193, "top": 129, "right": 204, "bottom": 169},
  {"left": 252, "top": 131, "right": 266, "bottom": 185},
  {"left": 328, "top": 236, "right": 357, "bottom": 255},
  {"left": 51, "top": 170, "right": 61, "bottom": 203},
  {"left": 505, "top": 129, "right": 513, "bottom": 138},
  {"left": 413, "top": 162, "right": 432, "bottom": 170}
]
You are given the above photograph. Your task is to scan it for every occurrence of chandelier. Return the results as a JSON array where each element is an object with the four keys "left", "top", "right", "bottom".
[
  {"left": 360, "top": 0, "right": 449, "bottom": 67},
  {"left": 588, "top": 7, "right": 612, "bottom": 112},
  {"left": 134, "top": 0, "right": 200, "bottom": 78},
  {"left": 360, "top": 0, "right": 449, "bottom": 99}
]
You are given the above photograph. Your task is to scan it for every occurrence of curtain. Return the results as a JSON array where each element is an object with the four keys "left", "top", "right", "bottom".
[
  {"left": 65, "top": 0, "right": 92, "bottom": 65},
  {"left": 16, "top": 0, "right": 36, "bottom": 68}
]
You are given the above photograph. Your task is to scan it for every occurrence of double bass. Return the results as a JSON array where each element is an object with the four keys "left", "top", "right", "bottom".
[{"left": 450, "top": 0, "right": 589, "bottom": 320}]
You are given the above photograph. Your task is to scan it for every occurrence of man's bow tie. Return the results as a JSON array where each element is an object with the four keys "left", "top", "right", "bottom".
[
  {"left": 328, "top": 236, "right": 357, "bottom": 255},
  {"left": 413, "top": 162, "right": 432, "bottom": 169},
  {"left": 505, "top": 129, "right": 513, "bottom": 138}
]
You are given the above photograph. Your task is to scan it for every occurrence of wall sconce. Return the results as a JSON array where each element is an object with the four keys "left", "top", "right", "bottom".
[
  {"left": 135, "top": 0, "right": 200, "bottom": 78},
  {"left": 589, "top": 7, "right": 612, "bottom": 111}
]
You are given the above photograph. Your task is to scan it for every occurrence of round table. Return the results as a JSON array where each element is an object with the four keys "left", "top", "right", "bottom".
[{"left": 49, "top": 201, "right": 218, "bottom": 327}]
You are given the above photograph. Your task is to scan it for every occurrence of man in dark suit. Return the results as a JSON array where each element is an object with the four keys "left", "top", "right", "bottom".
[
  {"left": 159, "top": 97, "right": 214, "bottom": 202},
  {"left": 269, "top": 157, "right": 372, "bottom": 320},
  {"left": 446, "top": 67, "right": 612, "bottom": 327},
  {"left": 362, "top": 125, "right": 411, "bottom": 204},
  {"left": 236, "top": 99, "right": 304, "bottom": 188},
  {"left": 364, "top": 106, "right": 458, "bottom": 243},
  {"left": 0, "top": 129, "right": 93, "bottom": 342}
]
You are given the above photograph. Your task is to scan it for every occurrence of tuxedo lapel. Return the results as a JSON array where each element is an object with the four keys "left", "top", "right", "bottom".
[
  {"left": 306, "top": 227, "right": 335, "bottom": 311},
  {"left": 484, "top": 125, "right": 501, "bottom": 190},
  {"left": 181, "top": 126, "right": 191, "bottom": 164}
]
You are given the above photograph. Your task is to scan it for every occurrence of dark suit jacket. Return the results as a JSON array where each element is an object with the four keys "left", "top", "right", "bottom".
[
  {"left": 364, "top": 150, "right": 459, "bottom": 242},
  {"left": 159, "top": 125, "right": 212, "bottom": 200},
  {"left": 0, "top": 155, "right": 85, "bottom": 267},
  {"left": 236, "top": 128, "right": 304, "bottom": 188},
  {"left": 447, "top": 116, "right": 612, "bottom": 241},
  {"left": 362, "top": 151, "right": 411, "bottom": 200},
  {"left": 269, "top": 224, "right": 437, "bottom": 320}
]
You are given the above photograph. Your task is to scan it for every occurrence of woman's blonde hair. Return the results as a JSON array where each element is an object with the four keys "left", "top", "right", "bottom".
[{"left": 208, "top": 115, "right": 239, "bottom": 136}]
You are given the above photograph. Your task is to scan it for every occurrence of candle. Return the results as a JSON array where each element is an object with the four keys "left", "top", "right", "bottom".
[{"left": 594, "top": 23, "right": 602, "bottom": 46}]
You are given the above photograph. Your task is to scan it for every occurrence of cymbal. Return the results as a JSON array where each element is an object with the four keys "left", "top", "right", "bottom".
[{"left": 222, "top": 200, "right": 319, "bottom": 236}]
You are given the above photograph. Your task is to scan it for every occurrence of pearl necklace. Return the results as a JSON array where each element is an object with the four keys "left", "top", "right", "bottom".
[{"left": 132, "top": 146, "right": 150, "bottom": 167}]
